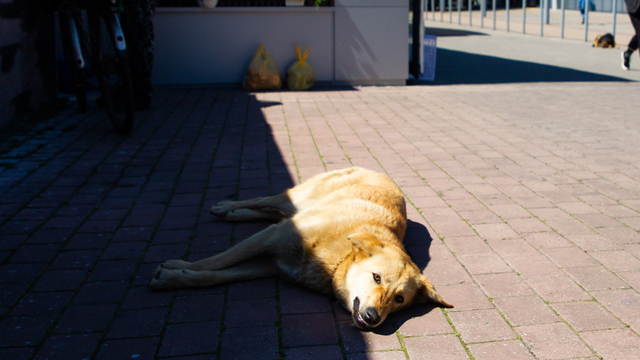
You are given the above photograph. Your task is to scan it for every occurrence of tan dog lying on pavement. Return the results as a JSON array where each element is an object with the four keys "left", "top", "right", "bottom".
[{"left": 149, "top": 167, "right": 452, "bottom": 330}]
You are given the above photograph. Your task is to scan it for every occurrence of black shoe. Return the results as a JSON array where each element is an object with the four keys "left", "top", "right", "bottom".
[{"left": 622, "top": 50, "right": 631, "bottom": 71}]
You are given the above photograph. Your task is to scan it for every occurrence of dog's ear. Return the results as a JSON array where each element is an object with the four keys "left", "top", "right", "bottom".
[
  {"left": 416, "top": 276, "right": 454, "bottom": 308},
  {"left": 348, "top": 229, "right": 384, "bottom": 255}
]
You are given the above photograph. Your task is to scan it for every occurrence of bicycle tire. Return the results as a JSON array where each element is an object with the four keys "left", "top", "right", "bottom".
[{"left": 90, "top": 11, "right": 135, "bottom": 135}]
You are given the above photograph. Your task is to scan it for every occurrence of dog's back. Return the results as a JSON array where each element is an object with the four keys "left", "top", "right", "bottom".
[{"left": 593, "top": 33, "right": 617, "bottom": 48}]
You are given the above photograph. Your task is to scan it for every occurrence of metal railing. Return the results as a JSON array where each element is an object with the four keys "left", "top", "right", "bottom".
[{"left": 426, "top": 0, "right": 626, "bottom": 42}]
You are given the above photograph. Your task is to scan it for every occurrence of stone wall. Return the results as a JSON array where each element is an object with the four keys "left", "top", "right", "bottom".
[{"left": 0, "top": 0, "right": 56, "bottom": 130}]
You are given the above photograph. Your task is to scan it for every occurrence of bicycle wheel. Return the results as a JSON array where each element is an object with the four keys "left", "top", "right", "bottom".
[{"left": 90, "top": 11, "right": 134, "bottom": 134}]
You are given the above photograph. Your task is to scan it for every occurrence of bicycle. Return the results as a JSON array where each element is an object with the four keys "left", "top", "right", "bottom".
[{"left": 55, "top": 0, "right": 135, "bottom": 134}]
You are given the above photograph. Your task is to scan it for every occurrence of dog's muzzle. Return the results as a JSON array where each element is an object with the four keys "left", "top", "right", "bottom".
[{"left": 352, "top": 297, "right": 381, "bottom": 330}]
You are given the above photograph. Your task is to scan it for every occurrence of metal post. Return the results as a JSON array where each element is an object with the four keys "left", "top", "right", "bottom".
[
  {"left": 545, "top": 0, "right": 550, "bottom": 24},
  {"left": 458, "top": 0, "right": 461, "bottom": 24},
  {"left": 612, "top": 0, "right": 618, "bottom": 37},
  {"left": 523, "top": 0, "right": 527, "bottom": 34},
  {"left": 583, "top": 0, "right": 589, "bottom": 41},
  {"left": 481, "top": 0, "right": 485, "bottom": 28},
  {"left": 448, "top": 0, "right": 452, "bottom": 23},
  {"left": 560, "top": 0, "right": 565, "bottom": 38},
  {"left": 540, "top": 0, "right": 544, "bottom": 36},
  {"left": 493, "top": 0, "right": 497, "bottom": 30},
  {"left": 441, "top": 0, "right": 444, "bottom": 21},
  {"left": 469, "top": 0, "right": 473, "bottom": 26},
  {"left": 432, "top": 0, "right": 436, "bottom": 20},
  {"left": 506, "top": 0, "right": 510, "bottom": 31}
]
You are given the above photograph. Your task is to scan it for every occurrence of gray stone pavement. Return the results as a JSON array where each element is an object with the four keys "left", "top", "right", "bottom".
[
  {"left": 2, "top": 24, "right": 640, "bottom": 360},
  {"left": 427, "top": 9, "right": 640, "bottom": 84}
]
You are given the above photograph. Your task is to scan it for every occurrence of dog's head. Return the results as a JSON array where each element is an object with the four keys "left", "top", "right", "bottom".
[{"left": 340, "top": 229, "right": 453, "bottom": 330}]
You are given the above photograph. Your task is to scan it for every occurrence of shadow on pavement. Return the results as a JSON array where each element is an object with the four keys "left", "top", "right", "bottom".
[
  {"left": 425, "top": 27, "right": 489, "bottom": 37},
  {"left": 430, "top": 48, "right": 631, "bottom": 85}
]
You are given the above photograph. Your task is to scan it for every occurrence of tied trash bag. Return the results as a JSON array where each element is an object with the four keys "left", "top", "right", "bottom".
[
  {"left": 287, "top": 46, "right": 315, "bottom": 91},
  {"left": 242, "top": 44, "right": 282, "bottom": 91}
]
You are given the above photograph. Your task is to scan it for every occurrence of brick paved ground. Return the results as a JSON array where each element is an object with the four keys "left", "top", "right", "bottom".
[{"left": 2, "top": 80, "right": 640, "bottom": 360}]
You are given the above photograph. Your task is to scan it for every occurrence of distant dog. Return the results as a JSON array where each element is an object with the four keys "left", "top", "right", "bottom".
[
  {"left": 150, "top": 167, "right": 452, "bottom": 330},
  {"left": 593, "top": 33, "right": 617, "bottom": 48}
]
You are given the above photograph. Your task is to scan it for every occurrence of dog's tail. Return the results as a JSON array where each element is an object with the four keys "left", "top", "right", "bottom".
[{"left": 420, "top": 278, "right": 454, "bottom": 308}]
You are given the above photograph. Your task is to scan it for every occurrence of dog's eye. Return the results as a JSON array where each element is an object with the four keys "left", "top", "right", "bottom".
[
  {"left": 395, "top": 295, "right": 404, "bottom": 303},
  {"left": 372, "top": 273, "right": 381, "bottom": 284}
]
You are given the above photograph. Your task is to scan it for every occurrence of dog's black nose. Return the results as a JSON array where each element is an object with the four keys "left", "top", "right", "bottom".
[{"left": 364, "top": 307, "right": 380, "bottom": 325}]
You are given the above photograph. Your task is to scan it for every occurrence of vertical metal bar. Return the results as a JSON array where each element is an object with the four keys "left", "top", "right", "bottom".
[
  {"left": 545, "top": 0, "right": 550, "bottom": 24},
  {"left": 481, "top": 0, "right": 485, "bottom": 28},
  {"left": 432, "top": 0, "right": 436, "bottom": 20},
  {"left": 560, "top": 0, "right": 565, "bottom": 38},
  {"left": 458, "top": 0, "right": 462, "bottom": 24},
  {"left": 540, "top": 0, "right": 544, "bottom": 36},
  {"left": 506, "top": 0, "right": 510, "bottom": 31},
  {"left": 469, "top": 0, "right": 473, "bottom": 26},
  {"left": 493, "top": 0, "right": 496, "bottom": 30},
  {"left": 583, "top": 0, "right": 589, "bottom": 41},
  {"left": 612, "top": 0, "right": 618, "bottom": 36},
  {"left": 523, "top": 0, "right": 527, "bottom": 34},
  {"left": 441, "top": 0, "right": 444, "bottom": 21},
  {"left": 449, "top": 0, "right": 452, "bottom": 23}
]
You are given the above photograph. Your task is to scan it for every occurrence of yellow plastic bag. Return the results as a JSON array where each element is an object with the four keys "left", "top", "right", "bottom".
[
  {"left": 287, "top": 46, "right": 315, "bottom": 91},
  {"left": 242, "top": 44, "right": 282, "bottom": 91}
]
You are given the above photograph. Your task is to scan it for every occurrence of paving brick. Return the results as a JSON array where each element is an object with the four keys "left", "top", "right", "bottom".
[
  {"left": 474, "top": 273, "right": 535, "bottom": 298},
  {"left": 171, "top": 294, "right": 224, "bottom": 323},
  {"left": 158, "top": 321, "right": 219, "bottom": 358},
  {"left": 107, "top": 307, "right": 168, "bottom": 338},
  {"left": 101, "top": 241, "right": 147, "bottom": 260},
  {"left": 32, "top": 269, "right": 87, "bottom": 291},
  {"left": 391, "top": 305, "right": 453, "bottom": 336},
  {"left": 10, "top": 292, "right": 73, "bottom": 316},
  {"left": 33, "top": 333, "right": 102, "bottom": 360},
  {"left": 64, "top": 232, "right": 110, "bottom": 250},
  {"left": 0, "top": 348, "right": 34, "bottom": 360},
  {"left": 592, "top": 289, "right": 640, "bottom": 325},
  {"left": 9, "top": 244, "right": 62, "bottom": 263},
  {"left": 404, "top": 334, "right": 469, "bottom": 360},
  {"left": 525, "top": 231, "right": 573, "bottom": 249},
  {"left": 346, "top": 351, "right": 408, "bottom": 360},
  {"left": 285, "top": 345, "right": 343, "bottom": 360},
  {"left": 54, "top": 304, "right": 117, "bottom": 333},
  {"left": 494, "top": 296, "right": 559, "bottom": 326},
  {"left": 216, "top": 291, "right": 272, "bottom": 323},
  {"left": 50, "top": 246, "right": 101, "bottom": 268},
  {"left": 219, "top": 326, "right": 279, "bottom": 360},
  {"left": 73, "top": 281, "right": 129, "bottom": 305},
  {"left": 143, "top": 244, "right": 189, "bottom": 263},
  {"left": 0, "top": 316, "right": 55, "bottom": 347},
  {"left": 457, "top": 252, "right": 511, "bottom": 274},
  {"left": 436, "top": 282, "right": 493, "bottom": 312},
  {"left": 449, "top": 309, "right": 517, "bottom": 343},
  {"left": 517, "top": 323, "right": 594, "bottom": 359},
  {"left": 468, "top": 340, "right": 535, "bottom": 360},
  {"left": 227, "top": 278, "right": 276, "bottom": 300},
  {"left": 552, "top": 301, "right": 624, "bottom": 331},
  {"left": 280, "top": 286, "right": 333, "bottom": 315},
  {"left": 590, "top": 250, "right": 640, "bottom": 272},
  {"left": 565, "top": 266, "right": 630, "bottom": 291},
  {"left": 526, "top": 274, "right": 591, "bottom": 302},
  {"left": 89, "top": 259, "right": 139, "bottom": 281},
  {"left": 96, "top": 337, "right": 159, "bottom": 360},
  {"left": 282, "top": 313, "right": 338, "bottom": 348},
  {"left": 580, "top": 328, "right": 640, "bottom": 360},
  {"left": 337, "top": 319, "right": 401, "bottom": 353}
]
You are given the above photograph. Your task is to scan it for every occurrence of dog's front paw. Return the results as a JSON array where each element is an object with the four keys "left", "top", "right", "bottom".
[
  {"left": 209, "top": 201, "right": 234, "bottom": 217},
  {"left": 160, "top": 259, "right": 191, "bottom": 270}
]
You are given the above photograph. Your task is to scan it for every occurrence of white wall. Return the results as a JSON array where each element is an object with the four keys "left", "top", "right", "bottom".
[
  {"left": 153, "top": 7, "right": 334, "bottom": 86},
  {"left": 152, "top": 3, "right": 410, "bottom": 87},
  {"left": 334, "top": 0, "right": 409, "bottom": 85}
]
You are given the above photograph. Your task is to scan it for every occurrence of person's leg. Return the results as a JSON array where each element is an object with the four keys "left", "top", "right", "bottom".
[
  {"left": 122, "top": 0, "right": 156, "bottom": 110},
  {"left": 622, "top": 9, "right": 640, "bottom": 70}
]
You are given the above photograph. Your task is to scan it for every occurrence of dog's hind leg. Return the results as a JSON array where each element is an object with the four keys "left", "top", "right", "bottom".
[
  {"left": 210, "top": 193, "right": 295, "bottom": 221},
  {"left": 149, "top": 257, "right": 279, "bottom": 290},
  {"left": 159, "top": 220, "right": 298, "bottom": 272}
]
